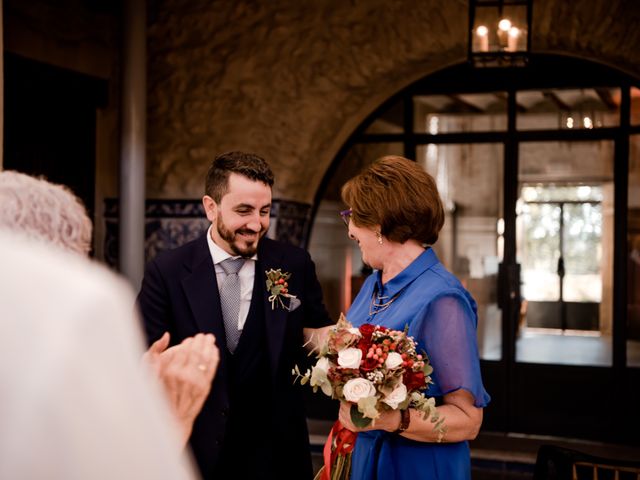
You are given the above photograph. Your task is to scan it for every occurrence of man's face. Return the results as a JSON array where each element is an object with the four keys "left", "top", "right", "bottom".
[{"left": 203, "top": 173, "right": 272, "bottom": 257}]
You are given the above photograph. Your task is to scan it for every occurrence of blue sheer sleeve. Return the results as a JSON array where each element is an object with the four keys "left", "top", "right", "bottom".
[{"left": 414, "top": 291, "right": 491, "bottom": 408}]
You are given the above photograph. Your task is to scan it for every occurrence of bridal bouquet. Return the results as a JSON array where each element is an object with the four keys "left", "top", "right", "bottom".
[{"left": 293, "top": 314, "right": 444, "bottom": 480}]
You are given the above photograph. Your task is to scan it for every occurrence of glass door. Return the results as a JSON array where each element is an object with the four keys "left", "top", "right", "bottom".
[{"left": 516, "top": 141, "right": 614, "bottom": 366}]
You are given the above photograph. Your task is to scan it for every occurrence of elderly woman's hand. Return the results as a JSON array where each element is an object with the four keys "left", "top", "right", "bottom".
[
  {"left": 338, "top": 401, "right": 401, "bottom": 433},
  {"left": 143, "top": 333, "right": 219, "bottom": 446}
]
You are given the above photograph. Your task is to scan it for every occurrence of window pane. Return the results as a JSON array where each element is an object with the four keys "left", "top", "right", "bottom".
[
  {"left": 413, "top": 93, "right": 507, "bottom": 133},
  {"left": 563, "top": 202, "right": 602, "bottom": 303},
  {"left": 517, "top": 88, "right": 620, "bottom": 130},
  {"left": 520, "top": 141, "right": 614, "bottom": 183},
  {"left": 518, "top": 202, "right": 561, "bottom": 302},
  {"left": 629, "top": 134, "right": 640, "bottom": 367},
  {"left": 521, "top": 184, "right": 603, "bottom": 202},
  {"left": 417, "top": 143, "right": 504, "bottom": 361},
  {"left": 516, "top": 141, "right": 614, "bottom": 366}
]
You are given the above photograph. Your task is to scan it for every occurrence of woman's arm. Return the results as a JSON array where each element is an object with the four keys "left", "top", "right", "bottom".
[{"left": 338, "top": 388, "right": 483, "bottom": 443}]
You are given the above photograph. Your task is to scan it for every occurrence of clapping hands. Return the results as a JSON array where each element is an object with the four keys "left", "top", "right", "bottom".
[{"left": 143, "top": 332, "right": 219, "bottom": 446}]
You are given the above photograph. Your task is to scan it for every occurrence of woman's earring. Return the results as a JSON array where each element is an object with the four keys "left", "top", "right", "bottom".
[{"left": 375, "top": 231, "right": 383, "bottom": 245}]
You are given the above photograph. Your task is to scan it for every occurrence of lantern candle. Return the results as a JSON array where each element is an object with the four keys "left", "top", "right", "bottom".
[
  {"left": 476, "top": 25, "right": 489, "bottom": 52},
  {"left": 508, "top": 26, "right": 520, "bottom": 52},
  {"left": 497, "top": 18, "right": 511, "bottom": 50}
]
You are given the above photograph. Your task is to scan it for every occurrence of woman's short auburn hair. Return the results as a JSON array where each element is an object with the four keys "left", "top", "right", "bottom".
[{"left": 341, "top": 155, "right": 445, "bottom": 245}]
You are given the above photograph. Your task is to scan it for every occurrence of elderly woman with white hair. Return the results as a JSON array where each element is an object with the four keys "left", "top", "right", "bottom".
[
  {"left": 0, "top": 170, "right": 219, "bottom": 447},
  {"left": 0, "top": 170, "right": 92, "bottom": 255}
]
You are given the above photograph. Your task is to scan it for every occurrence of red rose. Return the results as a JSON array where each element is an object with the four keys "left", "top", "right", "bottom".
[
  {"left": 403, "top": 370, "right": 426, "bottom": 391},
  {"left": 359, "top": 323, "right": 375, "bottom": 340},
  {"left": 360, "top": 357, "right": 378, "bottom": 372},
  {"left": 357, "top": 338, "right": 371, "bottom": 357}
]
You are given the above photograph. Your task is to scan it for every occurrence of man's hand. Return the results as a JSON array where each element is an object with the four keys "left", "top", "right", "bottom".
[
  {"left": 302, "top": 325, "right": 333, "bottom": 353},
  {"left": 143, "top": 333, "right": 220, "bottom": 446}
]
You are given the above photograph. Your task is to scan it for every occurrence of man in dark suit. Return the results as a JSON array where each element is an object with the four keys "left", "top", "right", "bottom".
[{"left": 137, "top": 152, "right": 333, "bottom": 479}]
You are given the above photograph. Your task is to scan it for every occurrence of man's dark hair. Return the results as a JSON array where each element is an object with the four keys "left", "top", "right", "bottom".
[{"left": 205, "top": 151, "right": 275, "bottom": 202}]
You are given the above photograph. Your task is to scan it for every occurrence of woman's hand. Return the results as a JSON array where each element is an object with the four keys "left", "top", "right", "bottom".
[
  {"left": 338, "top": 401, "right": 401, "bottom": 433},
  {"left": 339, "top": 389, "right": 483, "bottom": 443},
  {"left": 143, "top": 333, "right": 220, "bottom": 446}
]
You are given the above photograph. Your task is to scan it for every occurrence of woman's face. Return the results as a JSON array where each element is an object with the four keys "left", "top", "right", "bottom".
[{"left": 347, "top": 220, "right": 383, "bottom": 270}]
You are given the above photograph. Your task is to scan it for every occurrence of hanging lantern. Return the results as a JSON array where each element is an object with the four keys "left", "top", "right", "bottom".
[{"left": 469, "top": 0, "right": 532, "bottom": 67}]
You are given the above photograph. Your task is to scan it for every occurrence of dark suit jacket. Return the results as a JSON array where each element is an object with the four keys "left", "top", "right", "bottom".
[{"left": 137, "top": 234, "right": 332, "bottom": 479}]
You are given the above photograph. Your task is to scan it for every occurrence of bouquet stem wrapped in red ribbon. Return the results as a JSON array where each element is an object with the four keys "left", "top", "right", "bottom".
[{"left": 316, "top": 421, "right": 357, "bottom": 480}]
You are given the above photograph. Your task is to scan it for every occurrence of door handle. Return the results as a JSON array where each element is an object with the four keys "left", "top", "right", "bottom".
[{"left": 557, "top": 257, "right": 565, "bottom": 277}]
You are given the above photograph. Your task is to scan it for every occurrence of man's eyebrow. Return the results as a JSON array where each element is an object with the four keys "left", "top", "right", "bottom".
[{"left": 233, "top": 203, "right": 272, "bottom": 210}]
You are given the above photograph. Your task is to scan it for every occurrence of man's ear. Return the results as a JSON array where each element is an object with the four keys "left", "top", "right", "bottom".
[{"left": 202, "top": 195, "right": 217, "bottom": 223}]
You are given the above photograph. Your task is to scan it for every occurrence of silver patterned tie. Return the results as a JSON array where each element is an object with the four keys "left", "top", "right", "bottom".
[{"left": 219, "top": 257, "right": 246, "bottom": 353}]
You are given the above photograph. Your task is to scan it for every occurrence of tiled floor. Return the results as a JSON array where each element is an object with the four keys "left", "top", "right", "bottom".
[
  {"left": 481, "top": 330, "right": 640, "bottom": 367},
  {"left": 516, "top": 332, "right": 640, "bottom": 366}
]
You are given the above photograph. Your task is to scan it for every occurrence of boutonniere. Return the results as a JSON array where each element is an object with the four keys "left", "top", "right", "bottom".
[{"left": 265, "top": 268, "right": 298, "bottom": 310}]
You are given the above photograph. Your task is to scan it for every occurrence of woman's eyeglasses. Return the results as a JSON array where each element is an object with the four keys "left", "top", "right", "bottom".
[{"left": 339, "top": 209, "right": 352, "bottom": 226}]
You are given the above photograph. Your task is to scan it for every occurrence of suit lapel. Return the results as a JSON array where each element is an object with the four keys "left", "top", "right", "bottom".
[
  {"left": 258, "top": 238, "right": 287, "bottom": 384},
  {"left": 181, "top": 236, "right": 227, "bottom": 349}
]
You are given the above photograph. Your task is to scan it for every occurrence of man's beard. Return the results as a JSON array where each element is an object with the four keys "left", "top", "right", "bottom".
[{"left": 216, "top": 215, "right": 265, "bottom": 257}]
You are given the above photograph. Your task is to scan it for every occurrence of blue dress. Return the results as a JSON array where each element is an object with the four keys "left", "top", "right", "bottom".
[{"left": 346, "top": 248, "right": 490, "bottom": 480}]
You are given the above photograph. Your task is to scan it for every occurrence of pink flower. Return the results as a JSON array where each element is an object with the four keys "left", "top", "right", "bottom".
[{"left": 328, "top": 329, "right": 361, "bottom": 352}]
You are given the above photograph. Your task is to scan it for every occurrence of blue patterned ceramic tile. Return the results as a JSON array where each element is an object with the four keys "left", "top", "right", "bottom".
[{"left": 104, "top": 198, "right": 312, "bottom": 266}]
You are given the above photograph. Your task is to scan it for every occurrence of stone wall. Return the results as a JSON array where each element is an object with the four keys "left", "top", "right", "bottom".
[
  {"left": 146, "top": 0, "right": 468, "bottom": 201},
  {"left": 147, "top": 0, "right": 640, "bottom": 206}
]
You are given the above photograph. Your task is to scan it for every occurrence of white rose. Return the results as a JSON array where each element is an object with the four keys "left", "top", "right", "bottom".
[
  {"left": 337, "top": 347, "right": 363, "bottom": 369},
  {"left": 385, "top": 352, "right": 403, "bottom": 369},
  {"left": 343, "top": 378, "right": 377, "bottom": 403},
  {"left": 382, "top": 382, "right": 408, "bottom": 409},
  {"left": 310, "top": 357, "right": 333, "bottom": 396}
]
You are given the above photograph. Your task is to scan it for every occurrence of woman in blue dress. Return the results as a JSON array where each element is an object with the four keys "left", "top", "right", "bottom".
[{"left": 336, "top": 155, "right": 490, "bottom": 479}]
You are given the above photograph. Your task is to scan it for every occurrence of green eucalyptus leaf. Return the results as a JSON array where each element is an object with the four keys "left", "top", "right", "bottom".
[{"left": 350, "top": 404, "right": 372, "bottom": 428}]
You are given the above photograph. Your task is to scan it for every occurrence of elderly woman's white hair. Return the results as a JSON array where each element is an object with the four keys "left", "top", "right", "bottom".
[{"left": 0, "top": 171, "right": 92, "bottom": 255}]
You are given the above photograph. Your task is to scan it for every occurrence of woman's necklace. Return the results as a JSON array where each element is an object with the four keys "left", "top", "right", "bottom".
[{"left": 368, "top": 288, "right": 401, "bottom": 317}]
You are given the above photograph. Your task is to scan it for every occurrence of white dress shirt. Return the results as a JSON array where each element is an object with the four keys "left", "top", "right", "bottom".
[
  {"left": 0, "top": 230, "right": 196, "bottom": 480},
  {"left": 206, "top": 225, "right": 257, "bottom": 331}
]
